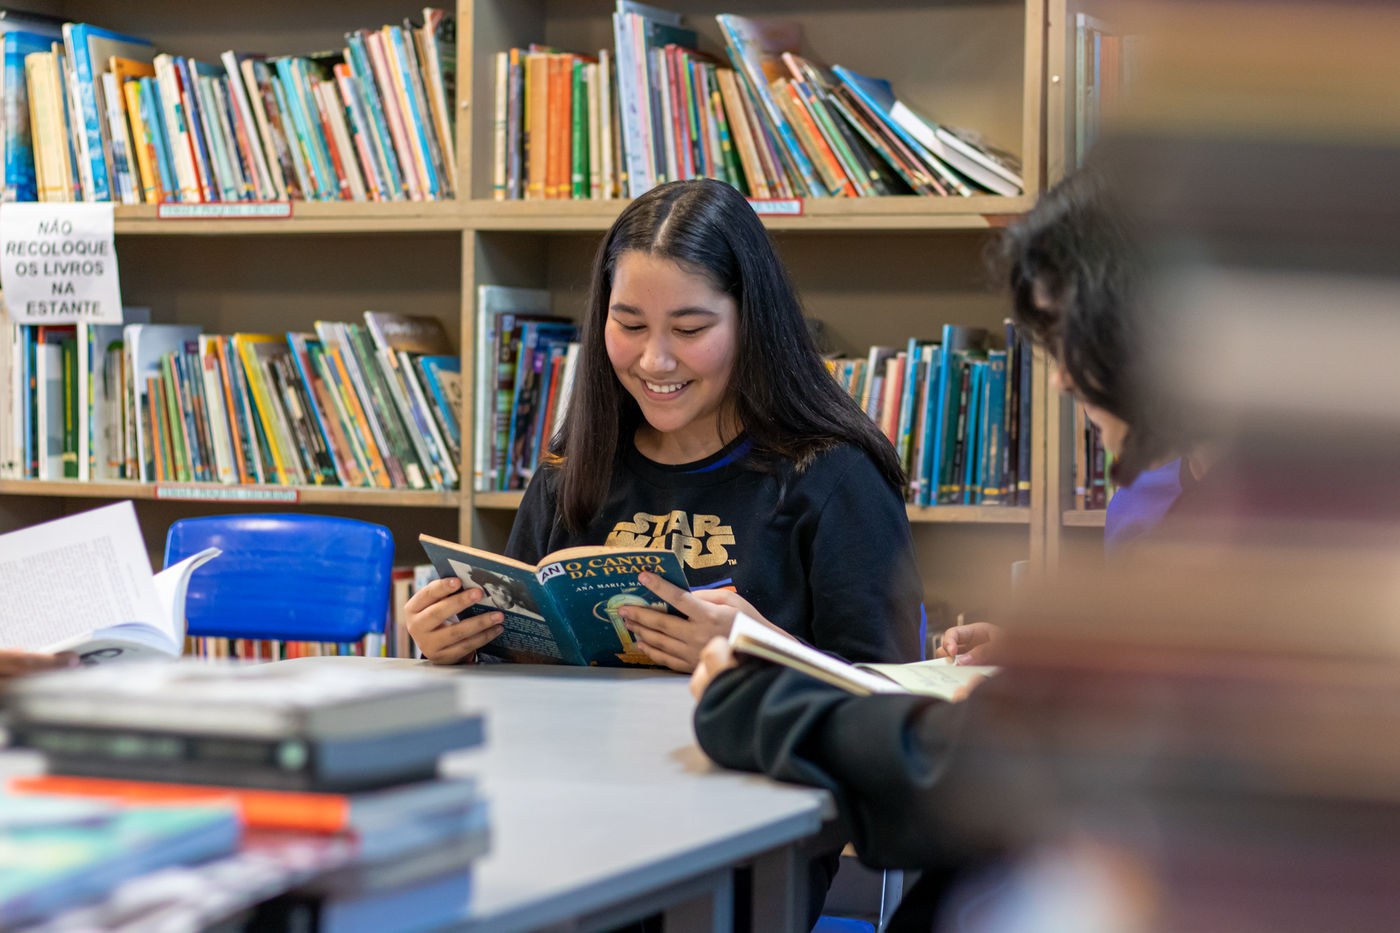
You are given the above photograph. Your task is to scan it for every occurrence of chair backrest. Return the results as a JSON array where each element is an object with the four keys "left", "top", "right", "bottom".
[{"left": 164, "top": 514, "right": 394, "bottom": 642}]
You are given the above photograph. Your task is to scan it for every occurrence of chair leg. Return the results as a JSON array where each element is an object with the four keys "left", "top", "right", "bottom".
[{"left": 877, "top": 870, "right": 904, "bottom": 932}]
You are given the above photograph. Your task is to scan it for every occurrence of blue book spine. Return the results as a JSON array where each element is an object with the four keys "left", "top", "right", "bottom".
[
  {"left": 66, "top": 24, "right": 152, "bottom": 202},
  {"left": 139, "top": 78, "right": 176, "bottom": 201},
  {"left": 22, "top": 325, "right": 35, "bottom": 477},
  {"left": 273, "top": 58, "right": 329, "bottom": 199},
  {"left": 916, "top": 352, "right": 941, "bottom": 506},
  {"left": 417, "top": 357, "right": 461, "bottom": 449},
  {"left": 264, "top": 65, "right": 314, "bottom": 200},
  {"left": 4, "top": 31, "right": 54, "bottom": 201},
  {"left": 501, "top": 322, "right": 540, "bottom": 486},
  {"left": 286, "top": 334, "right": 344, "bottom": 481},
  {"left": 293, "top": 58, "right": 343, "bottom": 199},
  {"left": 177, "top": 58, "right": 216, "bottom": 201},
  {"left": 387, "top": 26, "right": 440, "bottom": 198},
  {"left": 961, "top": 361, "right": 984, "bottom": 505},
  {"left": 1017, "top": 336, "right": 1034, "bottom": 507},
  {"left": 982, "top": 352, "right": 1008, "bottom": 505},
  {"left": 346, "top": 32, "right": 405, "bottom": 200},
  {"left": 895, "top": 337, "right": 921, "bottom": 473}
]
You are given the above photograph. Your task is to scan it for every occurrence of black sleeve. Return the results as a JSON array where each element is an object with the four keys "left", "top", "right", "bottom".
[
  {"left": 504, "top": 468, "right": 559, "bottom": 564},
  {"left": 805, "top": 452, "right": 924, "bottom": 664},
  {"left": 695, "top": 663, "right": 998, "bottom": 871}
]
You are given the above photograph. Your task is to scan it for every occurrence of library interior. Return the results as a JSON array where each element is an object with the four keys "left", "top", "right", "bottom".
[{"left": 0, "top": 0, "right": 1394, "bottom": 931}]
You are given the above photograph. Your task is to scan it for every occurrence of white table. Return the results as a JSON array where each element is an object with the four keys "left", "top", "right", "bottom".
[{"left": 288, "top": 658, "right": 833, "bottom": 933}]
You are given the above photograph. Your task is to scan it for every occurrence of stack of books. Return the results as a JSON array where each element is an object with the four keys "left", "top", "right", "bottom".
[
  {"left": 2, "top": 661, "right": 489, "bottom": 929},
  {"left": 493, "top": 4, "right": 1022, "bottom": 201},
  {"left": 830, "top": 322, "right": 1034, "bottom": 507},
  {"left": 3, "top": 10, "right": 456, "bottom": 204},
  {"left": 0, "top": 308, "right": 462, "bottom": 491},
  {"left": 0, "top": 794, "right": 241, "bottom": 929}
]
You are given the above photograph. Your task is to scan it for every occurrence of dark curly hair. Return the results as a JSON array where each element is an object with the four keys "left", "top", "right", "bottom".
[{"left": 1001, "top": 165, "right": 1181, "bottom": 485}]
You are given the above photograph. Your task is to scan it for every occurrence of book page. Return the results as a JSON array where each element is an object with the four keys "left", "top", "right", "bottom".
[
  {"left": 729, "top": 614, "right": 904, "bottom": 696},
  {"left": 0, "top": 502, "right": 162, "bottom": 652},
  {"left": 858, "top": 658, "right": 999, "bottom": 702}
]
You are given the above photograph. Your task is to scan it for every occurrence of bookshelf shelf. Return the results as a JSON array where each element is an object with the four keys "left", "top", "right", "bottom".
[
  {"left": 113, "top": 201, "right": 464, "bottom": 236},
  {"left": 909, "top": 506, "right": 1031, "bottom": 525},
  {"left": 465, "top": 198, "right": 1033, "bottom": 232},
  {"left": 1062, "top": 509, "right": 1107, "bottom": 527},
  {"left": 475, "top": 491, "right": 1029, "bottom": 526},
  {"left": 0, "top": 480, "right": 460, "bottom": 509},
  {"left": 0, "top": 0, "right": 1051, "bottom": 617}
]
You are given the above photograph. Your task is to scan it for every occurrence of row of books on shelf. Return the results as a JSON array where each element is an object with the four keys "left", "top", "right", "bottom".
[
  {"left": 0, "top": 305, "right": 463, "bottom": 490},
  {"left": 1073, "top": 404, "right": 1115, "bottom": 510},
  {"left": 1, "top": 7, "right": 456, "bottom": 204},
  {"left": 473, "top": 286, "right": 580, "bottom": 492},
  {"left": 833, "top": 323, "right": 1033, "bottom": 507},
  {"left": 1, "top": 662, "right": 486, "bottom": 929},
  {"left": 493, "top": 5, "right": 1022, "bottom": 201}
]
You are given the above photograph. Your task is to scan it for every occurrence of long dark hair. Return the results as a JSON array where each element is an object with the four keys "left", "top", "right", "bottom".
[
  {"left": 1002, "top": 166, "right": 1179, "bottom": 486},
  {"left": 553, "top": 178, "right": 903, "bottom": 533}
]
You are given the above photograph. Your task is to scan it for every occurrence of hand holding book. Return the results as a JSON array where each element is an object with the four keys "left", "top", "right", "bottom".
[
  {"left": 627, "top": 570, "right": 787, "bottom": 674},
  {"left": 404, "top": 575, "right": 506, "bottom": 666}
]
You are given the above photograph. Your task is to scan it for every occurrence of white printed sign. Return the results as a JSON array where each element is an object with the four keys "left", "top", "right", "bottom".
[{"left": 0, "top": 203, "right": 122, "bottom": 323}]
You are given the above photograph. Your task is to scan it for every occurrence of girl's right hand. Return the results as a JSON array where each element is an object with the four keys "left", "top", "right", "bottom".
[
  {"left": 404, "top": 577, "right": 505, "bottom": 665},
  {"left": 935, "top": 621, "right": 1004, "bottom": 665}
]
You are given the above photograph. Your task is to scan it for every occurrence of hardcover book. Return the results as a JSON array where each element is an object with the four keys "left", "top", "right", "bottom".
[{"left": 418, "top": 534, "right": 690, "bottom": 666}]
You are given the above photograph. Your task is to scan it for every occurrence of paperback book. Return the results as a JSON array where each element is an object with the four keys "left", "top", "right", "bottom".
[
  {"left": 728, "top": 613, "right": 996, "bottom": 700},
  {"left": 418, "top": 534, "right": 689, "bottom": 666}
]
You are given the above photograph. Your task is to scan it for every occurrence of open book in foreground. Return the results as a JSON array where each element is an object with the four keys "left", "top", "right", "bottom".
[
  {"left": 419, "top": 534, "right": 690, "bottom": 667},
  {"left": 1, "top": 502, "right": 219, "bottom": 663},
  {"left": 729, "top": 614, "right": 997, "bottom": 701}
]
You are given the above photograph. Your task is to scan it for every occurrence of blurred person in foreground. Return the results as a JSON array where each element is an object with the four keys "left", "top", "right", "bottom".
[{"left": 672, "top": 165, "right": 1196, "bottom": 931}]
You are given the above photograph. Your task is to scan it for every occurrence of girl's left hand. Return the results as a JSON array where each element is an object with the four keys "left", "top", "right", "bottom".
[{"left": 622, "top": 572, "right": 782, "bottom": 673}]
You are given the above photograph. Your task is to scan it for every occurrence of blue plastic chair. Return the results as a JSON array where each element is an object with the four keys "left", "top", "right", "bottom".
[{"left": 164, "top": 514, "right": 394, "bottom": 642}]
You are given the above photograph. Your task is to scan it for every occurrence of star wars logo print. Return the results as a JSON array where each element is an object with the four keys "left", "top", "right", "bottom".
[{"left": 604, "top": 511, "right": 736, "bottom": 569}]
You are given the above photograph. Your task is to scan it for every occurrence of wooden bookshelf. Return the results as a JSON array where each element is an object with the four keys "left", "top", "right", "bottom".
[
  {"left": 1062, "top": 509, "right": 1107, "bottom": 527},
  {"left": 0, "top": 0, "right": 1051, "bottom": 609},
  {"left": 465, "top": 198, "right": 1036, "bottom": 232}
]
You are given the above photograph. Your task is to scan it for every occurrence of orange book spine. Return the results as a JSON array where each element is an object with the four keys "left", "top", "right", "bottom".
[
  {"left": 147, "top": 375, "right": 166, "bottom": 481},
  {"left": 213, "top": 338, "right": 251, "bottom": 484},
  {"left": 545, "top": 54, "right": 573, "bottom": 199},
  {"left": 325, "top": 345, "right": 392, "bottom": 488},
  {"left": 10, "top": 774, "right": 354, "bottom": 833},
  {"left": 780, "top": 82, "right": 855, "bottom": 197},
  {"left": 524, "top": 53, "right": 549, "bottom": 200}
]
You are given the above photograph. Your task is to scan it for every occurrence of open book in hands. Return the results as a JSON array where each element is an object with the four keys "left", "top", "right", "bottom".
[
  {"left": 1, "top": 502, "right": 219, "bottom": 664},
  {"left": 729, "top": 614, "right": 997, "bottom": 701},
  {"left": 419, "top": 534, "right": 690, "bottom": 667}
]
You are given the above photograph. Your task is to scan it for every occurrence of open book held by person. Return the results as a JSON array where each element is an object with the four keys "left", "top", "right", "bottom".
[
  {"left": 418, "top": 534, "right": 689, "bottom": 667},
  {"left": 729, "top": 613, "right": 997, "bottom": 700},
  {"left": 0, "top": 502, "right": 218, "bottom": 664}
]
